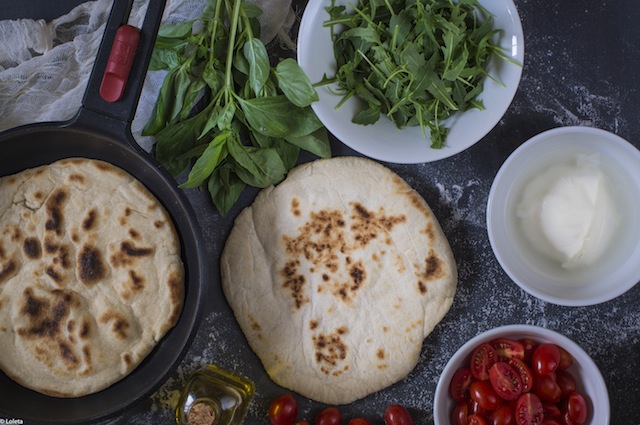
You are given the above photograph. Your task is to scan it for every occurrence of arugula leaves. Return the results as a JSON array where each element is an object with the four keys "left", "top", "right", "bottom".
[
  {"left": 321, "top": 0, "right": 518, "bottom": 149},
  {"left": 144, "top": 0, "right": 330, "bottom": 215}
]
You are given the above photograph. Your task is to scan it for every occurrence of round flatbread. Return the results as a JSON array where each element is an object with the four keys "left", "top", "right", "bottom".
[
  {"left": 221, "top": 156, "right": 457, "bottom": 404},
  {"left": 0, "top": 158, "right": 184, "bottom": 397}
]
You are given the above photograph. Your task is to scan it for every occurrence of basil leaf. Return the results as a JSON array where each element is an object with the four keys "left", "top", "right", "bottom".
[
  {"left": 239, "top": 96, "right": 324, "bottom": 138},
  {"left": 208, "top": 163, "right": 245, "bottom": 216},
  {"left": 275, "top": 58, "right": 319, "bottom": 107},
  {"left": 142, "top": 68, "right": 178, "bottom": 135},
  {"left": 158, "top": 21, "right": 193, "bottom": 38},
  {"left": 227, "top": 136, "right": 287, "bottom": 187},
  {"left": 243, "top": 38, "right": 270, "bottom": 95},
  {"left": 180, "top": 132, "right": 228, "bottom": 188},
  {"left": 285, "top": 128, "right": 332, "bottom": 158},
  {"left": 155, "top": 108, "right": 210, "bottom": 176}
]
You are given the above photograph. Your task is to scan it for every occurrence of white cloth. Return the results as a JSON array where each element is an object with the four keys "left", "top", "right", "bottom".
[{"left": 0, "top": 0, "right": 294, "bottom": 152}]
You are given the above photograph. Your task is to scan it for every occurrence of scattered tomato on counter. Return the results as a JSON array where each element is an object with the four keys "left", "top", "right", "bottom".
[
  {"left": 316, "top": 407, "right": 342, "bottom": 425},
  {"left": 348, "top": 418, "right": 374, "bottom": 425},
  {"left": 269, "top": 394, "right": 299, "bottom": 425},
  {"left": 449, "top": 338, "right": 589, "bottom": 425},
  {"left": 384, "top": 405, "right": 414, "bottom": 425}
]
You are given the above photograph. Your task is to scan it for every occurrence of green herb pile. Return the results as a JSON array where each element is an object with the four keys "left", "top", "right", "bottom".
[
  {"left": 322, "top": 0, "right": 514, "bottom": 148},
  {"left": 144, "top": 0, "right": 331, "bottom": 215}
]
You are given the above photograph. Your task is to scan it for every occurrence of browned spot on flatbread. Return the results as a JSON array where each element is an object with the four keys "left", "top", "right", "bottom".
[
  {"left": 82, "top": 209, "right": 98, "bottom": 231},
  {"left": 123, "top": 353, "right": 133, "bottom": 368},
  {"left": 313, "top": 326, "right": 349, "bottom": 376},
  {"left": 17, "top": 288, "right": 76, "bottom": 339},
  {"left": 416, "top": 249, "right": 445, "bottom": 295},
  {"left": 166, "top": 270, "right": 184, "bottom": 327},
  {"left": 280, "top": 260, "right": 308, "bottom": 309},
  {"left": 23, "top": 237, "right": 41, "bottom": 259},
  {"left": 0, "top": 259, "right": 17, "bottom": 284},
  {"left": 377, "top": 348, "right": 385, "bottom": 359},
  {"left": 78, "top": 245, "right": 106, "bottom": 285},
  {"left": 99, "top": 311, "right": 130, "bottom": 340},
  {"left": 110, "top": 241, "right": 154, "bottom": 267},
  {"left": 46, "top": 266, "right": 64, "bottom": 285},
  {"left": 129, "top": 228, "right": 140, "bottom": 239},
  {"left": 128, "top": 270, "right": 145, "bottom": 292},
  {"left": 80, "top": 320, "right": 91, "bottom": 339},
  {"left": 154, "top": 220, "right": 165, "bottom": 229},
  {"left": 59, "top": 341, "right": 80, "bottom": 369},
  {"left": 45, "top": 188, "right": 68, "bottom": 236},
  {"left": 350, "top": 202, "right": 406, "bottom": 247},
  {"left": 291, "top": 198, "right": 301, "bottom": 217},
  {"left": 69, "top": 173, "right": 85, "bottom": 184}
]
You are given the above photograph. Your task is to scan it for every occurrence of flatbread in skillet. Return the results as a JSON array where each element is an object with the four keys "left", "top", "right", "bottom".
[
  {"left": 221, "top": 156, "right": 457, "bottom": 404},
  {"left": 0, "top": 158, "right": 184, "bottom": 397}
]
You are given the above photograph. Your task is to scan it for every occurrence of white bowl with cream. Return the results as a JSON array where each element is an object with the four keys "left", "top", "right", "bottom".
[{"left": 487, "top": 126, "right": 640, "bottom": 306}]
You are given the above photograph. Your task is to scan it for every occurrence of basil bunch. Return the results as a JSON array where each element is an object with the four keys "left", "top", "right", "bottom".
[
  {"left": 322, "top": 0, "right": 516, "bottom": 148},
  {"left": 144, "top": 0, "right": 331, "bottom": 215}
]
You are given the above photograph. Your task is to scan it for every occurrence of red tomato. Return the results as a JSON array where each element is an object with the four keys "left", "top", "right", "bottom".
[
  {"left": 532, "top": 372, "right": 561, "bottom": 403},
  {"left": 489, "top": 362, "right": 523, "bottom": 401},
  {"left": 268, "top": 394, "right": 298, "bottom": 425},
  {"left": 469, "top": 398, "right": 490, "bottom": 418},
  {"left": 450, "top": 367, "right": 475, "bottom": 401},
  {"left": 540, "top": 420, "right": 562, "bottom": 425},
  {"left": 468, "top": 414, "right": 489, "bottom": 425},
  {"left": 531, "top": 344, "right": 560, "bottom": 376},
  {"left": 471, "top": 343, "right": 498, "bottom": 381},
  {"left": 519, "top": 339, "right": 538, "bottom": 364},
  {"left": 294, "top": 421, "right": 311, "bottom": 425},
  {"left": 347, "top": 418, "right": 373, "bottom": 425},
  {"left": 541, "top": 402, "right": 561, "bottom": 420},
  {"left": 491, "top": 338, "right": 526, "bottom": 361},
  {"left": 563, "top": 391, "right": 588, "bottom": 424},
  {"left": 383, "top": 404, "right": 414, "bottom": 425},
  {"left": 451, "top": 402, "right": 468, "bottom": 425},
  {"left": 555, "top": 370, "right": 577, "bottom": 398},
  {"left": 489, "top": 405, "right": 516, "bottom": 425},
  {"left": 515, "top": 393, "right": 544, "bottom": 425},
  {"left": 507, "top": 358, "right": 534, "bottom": 393},
  {"left": 470, "top": 380, "right": 503, "bottom": 411},
  {"left": 557, "top": 346, "right": 573, "bottom": 370},
  {"left": 316, "top": 407, "right": 341, "bottom": 425}
]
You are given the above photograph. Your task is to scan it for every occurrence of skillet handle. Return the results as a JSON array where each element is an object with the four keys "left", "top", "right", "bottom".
[{"left": 81, "top": 0, "right": 166, "bottom": 123}]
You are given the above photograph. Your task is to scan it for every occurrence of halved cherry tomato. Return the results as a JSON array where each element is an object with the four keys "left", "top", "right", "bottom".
[
  {"left": 383, "top": 404, "right": 414, "bottom": 425},
  {"left": 268, "top": 394, "right": 298, "bottom": 425},
  {"left": 489, "top": 404, "right": 516, "bottom": 425},
  {"left": 489, "top": 362, "right": 523, "bottom": 401},
  {"left": 452, "top": 402, "right": 468, "bottom": 425},
  {"left": 316, "top": 407, "right": 341, "bottom": 425},
  {"left": 532, "top": 372, "right": 561, "bottom": 403},
  {"left": 507, "top": 357, "right": 534, "bottom": 393},
  {"left": 555, "top": 370, "right": 577, "bottom": 398},
  {"left": 557, "top": 346, "right": 573, "bottom": 370},
  {"left": 468, "top": 398, "right": 490, "bottom": 418},
  {"left": 515, "top": 393, "right": 543, "bottom": 425},
  {"left": 470, "top": 380, "right": 503, "bottom": 411},
  {"left": 450, "top": 367, "right": 474, "bottom": 401},
  {"left": 471, "top": 343, "right": 498, "bottom": 381},
  {"left": 531, "top": 343, "right": 560, "bottom": 376},
  {"left": 468, "top": 414, "right": 489, "bottom": 425},
  {"left": 347, "top": 418, "right": 372, "bottom": 425},
  {"left": 491, "top": 338, "right": 526, "bottom": 361},
  {"left": 563, "top": 391, "right": 588, "bottom": 424},
  {"left": 540, "top": 420, "right": 562, "bottom": 425}
]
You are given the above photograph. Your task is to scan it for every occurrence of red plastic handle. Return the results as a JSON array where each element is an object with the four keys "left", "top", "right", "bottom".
[{"left": 99, "top": 24, "right": 140, "bottom": 103}]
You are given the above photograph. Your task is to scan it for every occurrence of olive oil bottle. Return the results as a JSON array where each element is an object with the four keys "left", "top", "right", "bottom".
[{"left": 176, "top": 365, "right": 255, "bottom": 425}]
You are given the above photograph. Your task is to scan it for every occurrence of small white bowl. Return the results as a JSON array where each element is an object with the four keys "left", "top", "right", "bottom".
[
  {"left": 487, "top": 126, "right": 640, "bottom": 306},
  {"left": 297, "top": 0, "right": 524, "bottom": 164},
  {"left": 433, "top": 325, "right": 610, "bottom": 425}
]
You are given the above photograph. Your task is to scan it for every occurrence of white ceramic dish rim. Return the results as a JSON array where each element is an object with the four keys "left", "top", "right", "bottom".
[
  {"left": 487, "top": 126, "right": 640, "bottom": 306},
  {"left": 297, "top": 0, "right": 525, "bottom": 164},
  {"left": 433, "top": 324, "right": 610, "bottom": 425}
]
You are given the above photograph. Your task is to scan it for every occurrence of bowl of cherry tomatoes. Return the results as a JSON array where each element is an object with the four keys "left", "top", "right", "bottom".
[{"left": 433, "top": 324, "right": 609, "bottom": 425}]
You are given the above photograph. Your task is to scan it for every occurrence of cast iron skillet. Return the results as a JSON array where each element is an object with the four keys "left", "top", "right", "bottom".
[{"left": 0, "top": 0, "right": 206, "bottom": 423}]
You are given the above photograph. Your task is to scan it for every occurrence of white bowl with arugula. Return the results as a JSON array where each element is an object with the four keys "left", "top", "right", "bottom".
[{"left": 297, "top": 0, "right": 524, "bottom": 164}]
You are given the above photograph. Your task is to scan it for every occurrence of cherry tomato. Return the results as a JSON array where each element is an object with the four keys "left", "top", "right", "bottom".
[
  {"left": 316, "top": 407, "right": 341, "bottom": 425},
  {"left": 491, "top": 338, "right": 526, "bottom": 361},
  {"left": 555, "top": 370, "right": 577, "bottom": 398},
  {"left": 468, "top": 414, "right": 489, "bottom": 425},
  {"left": 557, "top": 346, "right": 573, "bottom": 370},
  {"left": 470, "top": 380, "right": 503, "bottom": 411},
  {"left": 294, "top": 421, "right": 311, "bottom": 425},
  {"left": 347, "top": 418, "right": 372, "bottom": 425},
  {"left": 531, "top": 343, "right": 560, "bottom": 376},
  {"left": 541, "top": 402, "right": 561, "bottom": 420},
  {"left": 515, "top": 393, "right": 543, "bottom": 425},
  {"left": 468, "top": 398, "right": 490, "bottom": 418},
  {"left": 519, "top": 339, "right": 538, "bottom": 364},
  {"left": 563, "top": 391, "right": 588, "bottom": 424},
  {"left": 507, "top": 357, "right": 534, "bottom": 393},
  {"left": 489, "top": 362, "right": 523, "bottom": 401},
  {"left": 384, "top": 404, "right": 414, "bottom": 425},
  {"left": 540, "top": 420, "right": 562, "bottom": 425},
  {"left": 450, "top": 367, "right": 474, "bottom": 401},
  {"left": 489, "top": 404, "right": 516, "bottom": 425},
  {"left": 268, "top": 394, "right": 298, "bottom": 425},
  {"left": 532, "top": 372, "right": 561, "bottom": 403},
  {"left": 452, "top": 402, "right": 468, "bottom": 425},
  {"left": 471, "top": 343, "right": 498, "bottom": 381}
]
